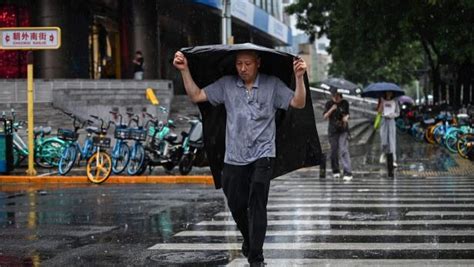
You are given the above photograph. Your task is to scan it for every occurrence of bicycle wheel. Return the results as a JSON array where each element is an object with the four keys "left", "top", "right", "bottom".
[
  {"left": 178, "top": 153, "right": 193, "bottom": 175},
  {"left": 127, "top": 144, "right": 145, "bottom": 175},
  {"left": 86, "top": 151, "right": 112, "bottom": 184},
  {"left": 112, "top": 142, "right": 130, "bottom": 174},
  {"left": 457, "top": 134, "right": 474, "bottom": 159},
  {"left": 433, "top": 125, "right": 445, "bottom": 145},
  {"left": 445, "top": 130, "right": 460, "bottom": 153},
  {"left": 425, "top": 125, "right": 436, "bottom": 144},
  {"left": 35, "top": 140, "right": 65, "bottom": 168},
  {"left": 58, "top": 145, "right": 78, "bottom": 175}
]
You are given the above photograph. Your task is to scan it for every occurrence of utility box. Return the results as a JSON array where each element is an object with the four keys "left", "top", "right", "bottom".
[{"left": 0, "top": 119, "right": 14, "bottom": 173}]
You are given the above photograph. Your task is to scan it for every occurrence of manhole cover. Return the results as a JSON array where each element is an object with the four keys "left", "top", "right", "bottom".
[{"left": 150, "top": 252, "right": 228, "bottom": 265}]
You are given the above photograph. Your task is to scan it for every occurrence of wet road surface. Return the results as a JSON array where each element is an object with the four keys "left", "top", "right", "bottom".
[{"left": 1, "top": 133, "right": 474, "bottom": 266}]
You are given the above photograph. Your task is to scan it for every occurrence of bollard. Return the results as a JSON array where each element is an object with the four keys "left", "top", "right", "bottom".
[
  {"left": 386, "top": 153, "right": 394, "bottom": 178},
  {"left": 319, "top": 153, "right": 326, "bottom": 179}
]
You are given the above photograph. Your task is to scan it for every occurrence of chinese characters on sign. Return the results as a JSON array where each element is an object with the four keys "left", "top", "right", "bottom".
[{"left": 0, "top": 27, "right": 61, "bottom": 49}]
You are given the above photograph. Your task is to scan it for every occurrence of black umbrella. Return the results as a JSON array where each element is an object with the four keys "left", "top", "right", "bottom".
[
  {"left": 318, "top": 77, "right": 362, "bottom": 96},
  {"left": 361, "top": 82, "right": 405, "bottom": 98},
  {"left": 180, "top": 43, "right": 323, "bottom": 189}
]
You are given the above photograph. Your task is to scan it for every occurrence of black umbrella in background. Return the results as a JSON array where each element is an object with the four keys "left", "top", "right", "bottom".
[
  {"left": 361, "top": 82, "right": 405, "bottom": 98},
  {"left": 317, "top": 77, "right": 362, "bottom": 96},
  {"left": 180, "top": 43, "right": 323, "bottom": 189}
]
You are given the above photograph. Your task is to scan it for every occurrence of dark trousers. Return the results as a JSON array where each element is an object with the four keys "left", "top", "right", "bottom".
[{"left": 222, "top": 157, "right": 273, "bottom": 263}]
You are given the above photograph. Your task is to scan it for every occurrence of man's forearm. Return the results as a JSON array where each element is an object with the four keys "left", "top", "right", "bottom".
[
  {"left": 323, "top": 109, "right": 333, "bottom": 120},
  {"left": 292, "top": 76, "right": 306, "bottom": 108},
  {"left": 181, "top": 70, "right": 202, "bottom": 102}
]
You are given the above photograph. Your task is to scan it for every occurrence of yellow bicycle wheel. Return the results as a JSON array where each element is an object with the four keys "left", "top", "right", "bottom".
[
  {"left": 86, "top": 151, "right": 112, "bottom": 184},
  {"left": 425, "top": 125, "right": 436, "bottom": 144}
]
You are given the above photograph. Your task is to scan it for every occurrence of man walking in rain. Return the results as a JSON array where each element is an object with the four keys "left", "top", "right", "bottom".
[{"left": 173, "top": 49, "right": 307, "bottom": 266}]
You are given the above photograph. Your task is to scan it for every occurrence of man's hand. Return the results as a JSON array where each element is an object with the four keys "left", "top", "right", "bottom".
[
  {"left": 173, "top": 51, "right": 188, "bottom": 71},
  {"left": 293, "top": 57, "right": 307, "bottom": 78}
]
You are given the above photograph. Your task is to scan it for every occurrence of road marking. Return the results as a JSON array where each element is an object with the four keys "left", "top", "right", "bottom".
[
  {"left": 227, "top": 259, "right": 474, "bottom": 267},
  {"left": 214, "top": 211, "right": 349, "bottom": 217},
  {"left": 266, "top": 203, "right": 474, "bottom": 208},
  {"left": 269, "top": 192, "right": 474, "bottom": 197},
  {"left": 268, "top": 197, "right": 474, "bottom": 202},
  {"left": 175, "top": 229, "right": 474, "bottom": 237},
  {"left": 196, "top": 220, "right": 474, "bottom": 226},
  {"left": 149, "top": 242, "right": 474, "bottom": 250},
  {"left": 275, "top": 184, "right": 474, "bottom": 189},
  {"left": 287, "top": 188, "right": 474, "bottom": 192},
  {"left": 406, "top": 211, "right": 474, "bottom": 216}
]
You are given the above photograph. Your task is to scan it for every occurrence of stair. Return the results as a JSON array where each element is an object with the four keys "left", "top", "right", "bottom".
[{"left": 0, "top": 103, "right": 73, "bottom": 132}]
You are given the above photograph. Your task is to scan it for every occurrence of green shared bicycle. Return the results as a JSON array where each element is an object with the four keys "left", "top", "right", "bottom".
[{"left": 8, "top": 110, "right": 65, "bottom": 168}]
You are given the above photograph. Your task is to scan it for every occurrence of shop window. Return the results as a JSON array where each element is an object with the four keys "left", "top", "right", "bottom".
[{"left": 0, "top": 5, "right": 30, "bottom": 78}]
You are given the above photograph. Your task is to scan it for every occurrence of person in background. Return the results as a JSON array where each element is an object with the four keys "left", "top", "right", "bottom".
[
  {"left": 133, "top": 51, "right": 144, "bottom": 80},
  {"left": 323, "top": 90, "right": 353, "bottom": 181},
  {"left": 378, "top": 91, "right": 400, "bottom": 167}
]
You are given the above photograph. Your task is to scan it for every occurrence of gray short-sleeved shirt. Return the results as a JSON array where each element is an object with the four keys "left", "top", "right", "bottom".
[{"left": 204, "top": 73, "right": 294, "bottom": 165}]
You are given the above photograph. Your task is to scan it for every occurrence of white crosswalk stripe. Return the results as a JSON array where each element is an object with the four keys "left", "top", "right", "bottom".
[{"left": 148, "top": 172, "right": 474, "bottom": 265}]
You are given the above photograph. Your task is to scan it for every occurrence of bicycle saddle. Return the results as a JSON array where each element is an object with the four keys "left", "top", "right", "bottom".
[
  {"left": 424, "top": 118, "right": 435, "bottom": 125},
  {"left": 164, "top": 133, "right": 178, "bottom": 143},
  {"left": 33, "top": 126, "right": 52, "bottom": 135},
  {"left": 85, "top": 126, "right": 99, "bottom": 134}
]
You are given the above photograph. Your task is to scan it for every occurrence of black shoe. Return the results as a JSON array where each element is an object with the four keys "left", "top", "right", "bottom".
[
  {"left": 242, "top": 241, "right": 249, "bottom": 258},
  {"left": 249, "top": 262, "right": 266, "bottom": 267}
]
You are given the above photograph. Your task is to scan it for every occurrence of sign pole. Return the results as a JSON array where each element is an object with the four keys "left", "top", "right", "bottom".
[{"left": 26, "top": 51, "right": 36, "bottom": 176}]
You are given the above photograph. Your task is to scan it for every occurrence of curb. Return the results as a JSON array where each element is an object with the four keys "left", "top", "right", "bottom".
[{"left": 0, "top": 175, "right": 214, "bottom": 185}]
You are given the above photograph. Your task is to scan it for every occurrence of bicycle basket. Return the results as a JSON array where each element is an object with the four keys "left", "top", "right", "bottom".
[
  {"left": 129, "top": 128, "right": 147, "bottom": 141},
  {"left": 58, "top": 128, "right": 78, "bottom": 141},
  {"left": 114, "top": 128, "right": 130, "bottom": 139},
  {"left": 92, "top": 136, "right": 111, "bottom": 148}
]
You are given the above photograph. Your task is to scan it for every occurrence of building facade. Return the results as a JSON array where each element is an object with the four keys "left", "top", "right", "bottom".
[{"left": 0, "top": 0, "right": 291, "bottom": 93}]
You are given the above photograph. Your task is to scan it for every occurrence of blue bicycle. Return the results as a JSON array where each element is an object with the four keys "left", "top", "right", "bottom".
[
  {"left": 58, "top": 113, "right": 96, "bottom": 175},
  {"left": 126, "top": 112, "right": 147, "bottom": 175},
  {"left": 110, "top": 110, "right": 131, "bottom": 174}
]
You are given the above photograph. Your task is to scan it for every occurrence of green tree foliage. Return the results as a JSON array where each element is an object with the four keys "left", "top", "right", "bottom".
[{"left": 286, "top": 0, "right": 473, "bottom": 93}]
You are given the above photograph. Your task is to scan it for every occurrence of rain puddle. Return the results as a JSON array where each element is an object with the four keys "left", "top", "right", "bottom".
[{"left": 150, "top": 251, "right": 229, "bottom": 265}]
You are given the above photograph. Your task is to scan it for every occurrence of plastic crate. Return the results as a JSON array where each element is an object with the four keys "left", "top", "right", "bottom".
[
  {"left": 114, "top": 128, "right": 130, "bottom": 139},
  {"left": 129, "top": 128, "right": 147, "bottom": 141},
  {"left": 57, "top": 128, "right": 78, "bottom": 141},
  {"left": 92, "top": 136, "right": 111, "bottom": 148}
]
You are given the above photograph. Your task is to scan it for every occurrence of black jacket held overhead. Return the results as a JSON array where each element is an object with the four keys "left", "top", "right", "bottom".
[{"left": 180, "top": 43, "right": 323, "bottom": 189}]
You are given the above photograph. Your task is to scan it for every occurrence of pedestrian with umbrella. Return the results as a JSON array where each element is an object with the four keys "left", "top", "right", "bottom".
[
  {"left": 173, "top": 43, "right": 321, "bottom": 266},
  {"left": 362, "top": 82, "right": 404, "bottom": 176}
]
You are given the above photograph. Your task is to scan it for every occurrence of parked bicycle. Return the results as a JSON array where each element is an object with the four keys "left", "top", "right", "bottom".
[
  {"left": 57, "top": 113, "right": 96, "bottom": 175},
  {"left": 177, "top": 115, "right": 205, "bottom": 175},
  {"left": 142, "top": 108, "right": 183, "bottom": 174},
  {"left": 5, "top": 109, "right": 65, "bottom": 168},
  {"left": 86, "top": 115, "right": 112, "bottom": 184},
  {"left": 126, "top": 111, "right": 147, "bottom": 175},
  {"left": 110, "top": 110, "right": 131, "bottom": 174}
]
